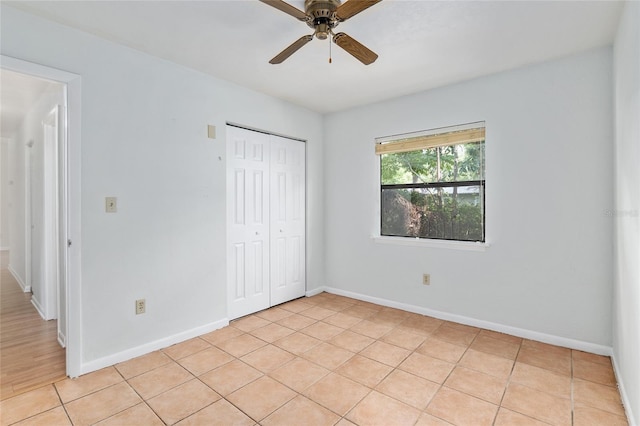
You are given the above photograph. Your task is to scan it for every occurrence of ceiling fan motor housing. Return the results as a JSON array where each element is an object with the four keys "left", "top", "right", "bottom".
[{"left": 305, "top": 0, "right": 341, "bottom": 39}]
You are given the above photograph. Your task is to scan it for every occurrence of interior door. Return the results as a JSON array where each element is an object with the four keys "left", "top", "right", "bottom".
[
  {"left": 270, "top": 135, "right": 306, "bottom": 306},
  {"left": 227, "top": 126, "right": 271, "bottom": 319}
]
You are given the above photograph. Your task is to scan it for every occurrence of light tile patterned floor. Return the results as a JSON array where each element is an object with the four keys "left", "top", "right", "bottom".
[{"left": 0, "top": 292, "right": 629, "bottom": 425}]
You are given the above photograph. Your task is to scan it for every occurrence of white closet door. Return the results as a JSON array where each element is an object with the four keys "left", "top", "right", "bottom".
[
  {"left": 269, "top": 135, "right": 306, "bottom": 306},
  {"left": 227, "top": 126, "right": 271, "bottom": 319}
]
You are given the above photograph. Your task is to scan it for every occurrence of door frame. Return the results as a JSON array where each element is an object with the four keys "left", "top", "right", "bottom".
[
  {"left": 1, "top": 55, "right": 82, "bottom": 378},
  {"left": 25, "top": 139, "right": 33, "bottom": 294}
]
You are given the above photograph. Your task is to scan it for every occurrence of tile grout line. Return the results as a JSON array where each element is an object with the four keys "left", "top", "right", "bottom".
[
  {"left": 460, "top": 328, "right": 503, "bottom": 426},
  {"left": 120, "top": 369, "right": 167, "bottom": 426},
  {"left": 492, "top": 337, "right": 522, "bottom": 426},
  {"left": 51, "top": 381, "right": 75, "bottom": 426},
  {"left": 54, "top": 368, "right": 130, "bottom": 425},
  {"left": 424, "top": 323, "right": 484, "bottom": 426},
  {"left": 6, "top": 384, "right": 69, "bottom": 426},
  {"left": 340, "top": 386, "right": 374, "bottom": 425}
]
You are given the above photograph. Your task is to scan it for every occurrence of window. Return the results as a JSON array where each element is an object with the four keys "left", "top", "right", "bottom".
[{"left": 376, "top": 123, "right": 485, "bottom": 242}]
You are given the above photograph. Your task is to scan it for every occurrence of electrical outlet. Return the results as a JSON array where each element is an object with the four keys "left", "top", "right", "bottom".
[
  {"left": 422, "top": 274, "right": 431, "bottom": 285},
  {"left": 135, "top": 299, "right": 146, "bottom": 315}
]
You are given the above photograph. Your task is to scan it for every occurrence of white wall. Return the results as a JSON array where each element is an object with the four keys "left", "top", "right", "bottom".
[
  {"left": 6, "top": 131, "right": 27, "bottom": 289},
  {"left": 1, "top": 5, "right": 324, "bottom": 370},
  {"left": 0, "top": 138, "right": 9, "bottom": 250},
  {"left": 324, "top": 48, "right": 614, "bottom": 347},
  {"left": 613, "top": 2, "right": 640, "bottom": 424},
  {"left": 6, "top": 127, "right": 27, "bottom": 289}
]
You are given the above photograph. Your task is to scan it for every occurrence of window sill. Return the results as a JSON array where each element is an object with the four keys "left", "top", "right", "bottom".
[{"left": 372, "top": 236, "right": 490, "bottom": 252}]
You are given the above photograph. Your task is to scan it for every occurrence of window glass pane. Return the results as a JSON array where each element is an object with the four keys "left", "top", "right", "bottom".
[
  {"left": 381, "top": 186, "right": 484, "bottom": 242},
  {"left": 381, "top": 142, "right": 484, "bottom": 185}
]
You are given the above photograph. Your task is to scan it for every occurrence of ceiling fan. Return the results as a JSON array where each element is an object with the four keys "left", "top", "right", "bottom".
[{"left": 259, "top": 0, "right": 382, "bottom": 65}]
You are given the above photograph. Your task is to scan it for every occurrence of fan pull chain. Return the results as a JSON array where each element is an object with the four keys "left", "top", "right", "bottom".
[{"left": 329, "top": 36, "right": 332, "bottom": 64}]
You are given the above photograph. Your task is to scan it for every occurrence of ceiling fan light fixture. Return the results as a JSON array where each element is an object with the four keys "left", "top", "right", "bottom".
[{"left": 315, "top": 22, "right": 330, "bottom": 39}]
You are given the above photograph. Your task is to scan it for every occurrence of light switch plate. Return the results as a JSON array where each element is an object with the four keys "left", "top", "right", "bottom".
[
  {"left": 207, "top": 125, "right": 216, "bottom": 139},
  {"left": 105, "top": 197, "right": 117, "bottom": 213}
]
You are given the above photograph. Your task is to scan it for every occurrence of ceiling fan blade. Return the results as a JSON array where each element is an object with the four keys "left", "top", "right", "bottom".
[
  {"left": 269, "top": 35, "right": 314, "bottom": 64},
  {"left": 259, "top": 0, "right": 308, "bottom": 21},
  {"left": 333, "top": 32, "right": 378, "bottom": 65},
  {"left": 335, "top": 0, "right": 382, "bottom": 21}
]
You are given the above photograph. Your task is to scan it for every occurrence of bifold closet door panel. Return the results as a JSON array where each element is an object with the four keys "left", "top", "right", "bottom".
[
  {"left": 269, "top": 135, "right": 306, "bottom": 306},
  {"left": 226, "top": 126, "right": 271, "bottom": 320}
]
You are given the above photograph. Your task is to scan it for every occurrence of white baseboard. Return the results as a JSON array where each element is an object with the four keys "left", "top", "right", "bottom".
[
  {"left": 317, "top": 286, "right": 613, "bottom": 356},
  {"left": 9, "top": 265, "right": 30, "bottom": 293},
  {"left": 58, "top": 330, "right": 66, "bottom": 348},
  {"left": 611, "top": 354, "right": 638, "bottom": 426},
  {"left": 79, "top": 318, "right": 229, "bottom": 377},
  {"left": 31, "top": 298, "right": 46, "bottom": 320},
  {"left": 305, "top": 287, "right": 325, "bottom": 297}
]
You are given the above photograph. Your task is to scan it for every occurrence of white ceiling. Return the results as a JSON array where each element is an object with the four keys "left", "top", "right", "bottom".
[
  {"left": 5, "top": 0, "right": 623, "bottom": 114},
  {"left": 0, "top": 69, "right": 62, "bottom": 138}
]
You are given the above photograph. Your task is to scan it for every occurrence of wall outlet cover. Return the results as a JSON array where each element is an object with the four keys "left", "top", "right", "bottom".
[{"left": 135, "top": 299, "right": 146, "bottom": 315}]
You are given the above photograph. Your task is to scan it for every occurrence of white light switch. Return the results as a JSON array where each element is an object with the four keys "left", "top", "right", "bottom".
[
  {"left": 105, "top": 197, "right": 117, "bottom": 213},
  {"left": 207, "top": 125, "right": 216, "bottom": 139}
]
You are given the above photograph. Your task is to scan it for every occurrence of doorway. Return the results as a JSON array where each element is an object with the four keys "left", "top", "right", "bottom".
[
  {"left": 226, "top": 125, "right": 306, "bottom": 319},
  {"left": 1, "top": 55, "right": 82, "bottom": 379}
]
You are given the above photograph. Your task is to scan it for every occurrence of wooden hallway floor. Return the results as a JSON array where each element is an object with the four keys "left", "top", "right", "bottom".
[{"left": 0, "top": 251, "right": 66, "bottom": 400}]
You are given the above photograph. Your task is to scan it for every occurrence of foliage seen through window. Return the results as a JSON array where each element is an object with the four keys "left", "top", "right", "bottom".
[{"left": 380, "top": 136, "right": 485, "bottom": 242}]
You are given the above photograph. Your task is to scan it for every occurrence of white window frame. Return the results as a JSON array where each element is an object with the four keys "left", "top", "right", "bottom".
[{"left": 372, "top": 122, "right": 489, "bottom": 251}]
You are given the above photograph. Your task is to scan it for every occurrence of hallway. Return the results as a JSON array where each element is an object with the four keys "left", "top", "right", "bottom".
[{"left": 0, "top": 251, "right": 66, "bottom": 400}]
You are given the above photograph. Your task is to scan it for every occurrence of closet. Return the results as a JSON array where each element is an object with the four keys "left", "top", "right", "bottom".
[{"left": 226, "top": 125, "right": 306, "bottom": 319}]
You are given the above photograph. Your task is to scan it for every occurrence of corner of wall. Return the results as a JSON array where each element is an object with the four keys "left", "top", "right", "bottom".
[{"left": 612, "top": 1, "right": 640, "bottom": 425}]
